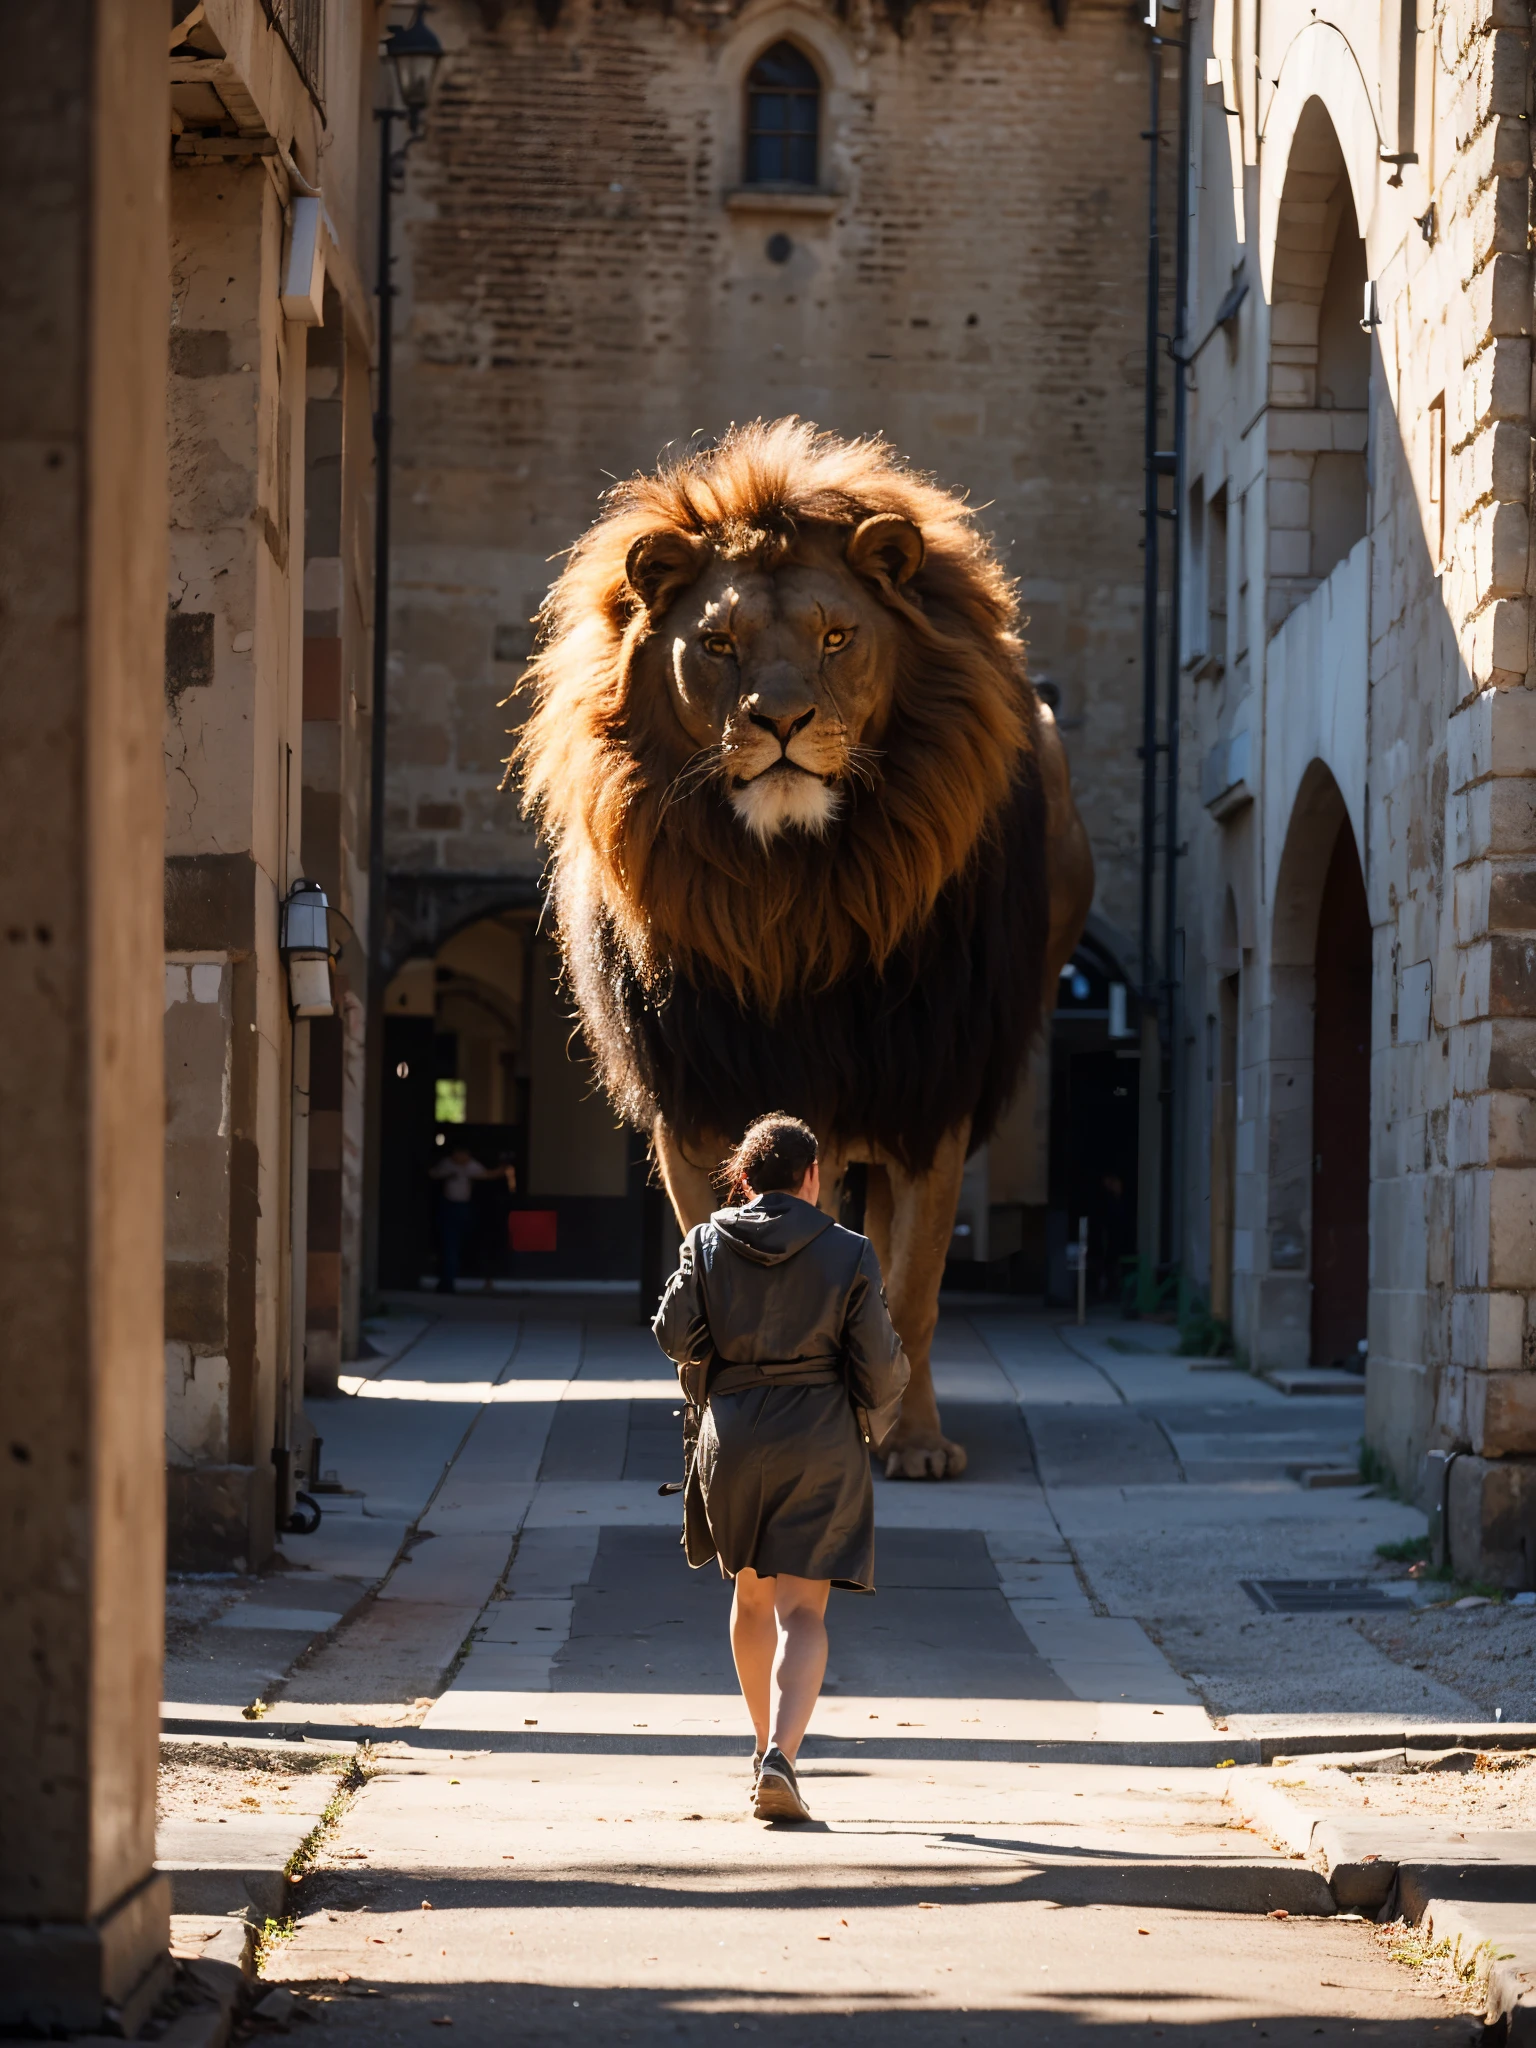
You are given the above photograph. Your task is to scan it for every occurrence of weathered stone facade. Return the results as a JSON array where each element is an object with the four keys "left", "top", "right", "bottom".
[
  {"left": 381, "top": 0, "right": 1163, "bottom": 1278},
  {"left": 1176, "top": 0, "right": 1536, "bottom": 1577},
  {"left": 164, "top": 0, "right": 377, "bottom": 1567}
]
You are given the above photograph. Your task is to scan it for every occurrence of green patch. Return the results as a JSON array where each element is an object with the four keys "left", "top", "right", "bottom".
[{"left": 255, "top": 1915, "right": 297, "bottom": 1970}]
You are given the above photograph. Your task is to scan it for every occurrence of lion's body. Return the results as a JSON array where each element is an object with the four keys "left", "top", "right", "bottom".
[
  {"left": 561, "top": 761, "right": 1047, "bottom": 1173},
  {"left": 515, "top": 420, "right": 1093, "bottom": 1477}
]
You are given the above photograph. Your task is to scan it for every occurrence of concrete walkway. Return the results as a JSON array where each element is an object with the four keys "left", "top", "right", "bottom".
[{"left": 157, "top": 1296, "right": 1529, "bottom": 2035}]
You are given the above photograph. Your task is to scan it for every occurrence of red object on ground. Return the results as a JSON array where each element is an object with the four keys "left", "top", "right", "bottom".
[{"left": 508, "top": 1210, "right": 558, "bottom": 1253}]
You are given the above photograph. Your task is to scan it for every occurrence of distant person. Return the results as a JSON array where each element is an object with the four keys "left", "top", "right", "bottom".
[
  {"left": 652, "top": 1114, "right": 909, "bottom": 1823},
  {"left": 428, "top": 1145, "right": 514, "bottom": 1295}
]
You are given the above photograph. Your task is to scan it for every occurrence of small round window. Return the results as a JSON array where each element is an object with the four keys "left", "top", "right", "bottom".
[{"left": 744, "top": 42, "right": 820, "bottom": 187}]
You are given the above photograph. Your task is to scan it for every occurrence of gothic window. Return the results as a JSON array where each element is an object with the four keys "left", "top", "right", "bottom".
[{"left": 744, "top": 42, "right": 820, "bottom": 187}]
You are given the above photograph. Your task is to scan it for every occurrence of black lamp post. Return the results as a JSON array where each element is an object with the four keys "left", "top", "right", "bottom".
[
  {"left": 368, "top": 4, "right": 444, "bottom": 1000},
  {"left": 365, "top": 4, "right": 444, "bottom": 1288}
]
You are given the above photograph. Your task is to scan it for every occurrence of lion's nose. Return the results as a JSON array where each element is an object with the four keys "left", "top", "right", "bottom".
[{"left": 748, "top": 705, "right": 816, "bottom": 747}]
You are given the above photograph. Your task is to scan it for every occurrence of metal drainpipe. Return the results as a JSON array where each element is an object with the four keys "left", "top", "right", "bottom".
[
  {"left": 1139, "top": 24, "right": 1164, "bottom": 1281},
  {"left": 1160, "top": 12, "right": 1193, "bottom": 1273},
  {"left": 363, "top": 105, "right": 401, "bottom": 1300},
  {"left": 1139, "top": 31, "right": 1162, "bottom": 1034}
]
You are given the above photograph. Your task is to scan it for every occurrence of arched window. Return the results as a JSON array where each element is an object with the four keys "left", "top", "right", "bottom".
[{"left": 744, "top": 42, "right": 820, "bottom": 187}]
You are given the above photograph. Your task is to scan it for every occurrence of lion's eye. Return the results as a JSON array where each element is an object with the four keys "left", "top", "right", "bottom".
[
  {"left": 823, "top": 628, "right": 850, "bottom": 651},
  {"left": 702, "top": 635, "right": 734, "bottom": 659}
]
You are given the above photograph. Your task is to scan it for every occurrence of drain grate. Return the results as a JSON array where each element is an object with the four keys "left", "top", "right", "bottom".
[{"left": 1240, "top": 1577, "right": 1419, "bottom": 1614}]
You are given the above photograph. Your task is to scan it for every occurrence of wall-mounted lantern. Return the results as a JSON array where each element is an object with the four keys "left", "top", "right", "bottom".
[{"left": 281, "top": 879, "right": 335, "bottom": 1018}]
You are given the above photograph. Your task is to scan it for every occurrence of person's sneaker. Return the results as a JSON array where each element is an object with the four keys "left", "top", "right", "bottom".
[{"left": 753, "top": 1745, "right": 810, "bottom": 1822}]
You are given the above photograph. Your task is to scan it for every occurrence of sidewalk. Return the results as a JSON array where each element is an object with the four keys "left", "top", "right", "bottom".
[{"left": 156, "top": 1298, "right": 1536, "bottom": 2036}]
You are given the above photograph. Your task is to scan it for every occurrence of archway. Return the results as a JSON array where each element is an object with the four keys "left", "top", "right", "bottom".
[
  {"left": 1263, "top": 766, "right": 1371, "bottom": 1368},
  {"left": 378, "top": 914, "right": 644, "bottom": 1291},
  {"left": 1267, "top": 98, "right": 1370, "bottom": 637}
]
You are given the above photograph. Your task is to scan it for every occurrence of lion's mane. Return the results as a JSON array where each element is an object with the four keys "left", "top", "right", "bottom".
[{"left": 513, "top": 418, "right": 1050, "bottom": 1171}]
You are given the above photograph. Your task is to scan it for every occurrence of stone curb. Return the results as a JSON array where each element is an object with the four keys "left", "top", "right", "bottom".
[{"left": 1226, "top": 1760, "right": 1536, "bottom": 2035}]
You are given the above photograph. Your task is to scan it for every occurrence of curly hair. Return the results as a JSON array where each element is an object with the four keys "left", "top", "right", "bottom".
[{"left": 720, "top": 1114, "right": 819, "bottom": 1204}]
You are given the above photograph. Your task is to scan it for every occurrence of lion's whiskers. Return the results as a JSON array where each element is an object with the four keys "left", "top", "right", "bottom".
[
  {"left": 845, "top": 745, "right": 884, "bottom": 791},
  {"left": 658, "top": 744, "right": 725, "bottom": 816}
]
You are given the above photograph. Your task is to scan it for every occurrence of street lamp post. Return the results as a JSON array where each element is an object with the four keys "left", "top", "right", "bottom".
[{"left": 364, "top": 4, "right": 443, "bottom": 1294}]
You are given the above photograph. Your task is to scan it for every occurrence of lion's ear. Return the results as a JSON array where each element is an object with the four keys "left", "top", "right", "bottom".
[
  {"left": 625, "top": 529, "right": 709, "bottom": 618},
  {"left": 846, "top": 514, "right": 925, "bottom": 595}
]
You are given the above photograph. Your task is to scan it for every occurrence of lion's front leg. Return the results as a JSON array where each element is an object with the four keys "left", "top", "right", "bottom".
[{"left": 876, "top": 1123, "right": 970, "bottom": 1481}]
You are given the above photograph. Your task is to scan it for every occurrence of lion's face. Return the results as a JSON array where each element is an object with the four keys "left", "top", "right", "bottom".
[{"left": 626, "top": 515, "right": 926, "bottom": 843}]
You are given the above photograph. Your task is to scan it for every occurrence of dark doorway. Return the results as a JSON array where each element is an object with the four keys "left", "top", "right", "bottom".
[
  {"left": 1310, "top": 824, "right": 1371, "bottom": 1367},
  {"left": 1045, "top": 938, "right": 1139, "bottom": 1305}
]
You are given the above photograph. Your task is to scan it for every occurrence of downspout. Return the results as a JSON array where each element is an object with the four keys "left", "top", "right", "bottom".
[
  {"left": 1139, "top": 29, "right": 1162, "bottom": 1032},
  {"left": 1161, "top": 4, "right": 1194, "bottom": 1274},
  {"left": 1139, "top": 23, "right": 1164, "bottom": 1284}
]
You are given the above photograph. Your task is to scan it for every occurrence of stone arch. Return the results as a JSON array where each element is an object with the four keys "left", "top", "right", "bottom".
[
  {"left": 1258, "top": 763, "right": 1370, "bottom": 1367},
  {"left": 1265, "top": 95, "right": 1372, "bottom": 636}
]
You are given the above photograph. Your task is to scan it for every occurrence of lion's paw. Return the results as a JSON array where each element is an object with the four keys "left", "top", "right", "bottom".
[{"left": 882, "top": 1433, "right": 968, "bottom": 1481}]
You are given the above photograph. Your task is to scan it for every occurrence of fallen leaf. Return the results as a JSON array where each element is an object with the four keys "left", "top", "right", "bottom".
[
  {"left": 1269, "top": 1909, "right": 1289, "bottom": 1921},
  {"left": 1137, "top": 1929, "right": 1150, "bottom": 1936},
  {"left": 817, "top": 1935, "right": 830, "bottom": 1942},
  {"left": 524, "top": 1719, "right": 538, "bottom": 1726},
  {"left": 431, "top": 2019, "right": 453, "bottom": 2028},
  {"left": 1215, "top": 1759, "right": 1237, "bottom": 1769},
  {"left": 421, "top": 1901, "right": 434, "bottom": 1911},
  {"left": 918, "top": 1902, "right": 939, "bottom": 1910}
]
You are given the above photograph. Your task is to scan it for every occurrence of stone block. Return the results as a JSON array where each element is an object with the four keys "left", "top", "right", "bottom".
[
  {"left": 1455, "top": 1166, "right": 1492, "bottom": 1289},
  {"left": 1467, "top": 253, "right": 1533, "bottom": 341},
  {"left": 1490, "top": 863, "right": 1536, "bottom": 929},
  {"left": 1495, "top": 115, "right": 1531, "bottom": 175},
  {"left": 1267, "top": 477, "right": 1311, "bottom": 529},
  {"left": 1491, "top": 931, "right": 1536, "bottom": 1012},
  {"left": 1489, "top": 1091, "right": 1536, "bottom": 1164},
  {"left": 1456, "top": 938, "right": 1492, "bottom": 1022},
  {"left": 1471, "top": 337, "right": 1530, "bottom": 424},
  {"left": 1491, "top": 30, "right": 1530, "bottom": 115},
  {"left": 1476, "top": 1367, "right": 1536, "bottom": 1452},
  {"left": 1490, "top": 1167, "right": 1536, "bottom": 1285},
  {"left": 1447, "top": 1450, "right": 1536, "bottom": 1587},
  {"left": 1268, "top": 526, "right": 1312, "bottom": 579},
  {"left": 1488, "top": 1016, "right": 1536, "bottom": 1089},
  {"left": 166, "top": 1462, "right": 269, "bottom": 1574},
  {"left": 1468, "top": 509, "right": 1530, "bottom": 603},
  {"left": 1467, "top": 420, "right": 1534, "bottom": 504},
  {"left": 1457, "top": 860, "right": 1492, "bottom": 941}
]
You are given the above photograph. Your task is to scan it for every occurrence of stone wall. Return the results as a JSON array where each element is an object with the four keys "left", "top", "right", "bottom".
[
  {"left": 162, "top": 0, "right": 377, "bottom": 1565},
  {"left": 1177, "top": 0, "right": 1536, "bottom": 1579}
]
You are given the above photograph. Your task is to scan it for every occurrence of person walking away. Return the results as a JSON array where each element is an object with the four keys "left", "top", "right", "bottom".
[
  {"left": 652, "top": 1114, "right": 909, "bottom": 1822},
  {"left": 428, "top": 1145, "right": 514, "bottom": 1295}
]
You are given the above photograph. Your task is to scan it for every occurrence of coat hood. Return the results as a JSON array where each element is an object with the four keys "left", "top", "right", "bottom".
[{"left": 710, "top": 1191, "right": 835, "bottom": 1266}]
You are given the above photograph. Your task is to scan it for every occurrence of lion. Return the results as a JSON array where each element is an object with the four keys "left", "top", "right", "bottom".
[{"left": 513, "top": 418, "right": 1093, "bottom": 1478}]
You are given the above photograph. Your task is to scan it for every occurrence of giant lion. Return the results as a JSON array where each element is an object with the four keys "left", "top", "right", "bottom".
[{"left": 513, "top": 418, "right": 1094, "bottom": 1478}]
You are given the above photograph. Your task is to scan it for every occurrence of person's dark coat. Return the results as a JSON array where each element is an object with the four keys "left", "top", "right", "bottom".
[{"left": 652, "top": 1192, "right": 909, "bottom": 1591}]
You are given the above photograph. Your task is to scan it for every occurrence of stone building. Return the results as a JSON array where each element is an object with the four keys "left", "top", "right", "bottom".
[
  {"left": 163, "top": 0, "right": 378, "bottom": 1569},
  {"left": 378, "top": 0, "right": 1166, "bottom": 1298},
  {"left": 1173, "top": 0, "right": 1536, "bottom": 1576}
]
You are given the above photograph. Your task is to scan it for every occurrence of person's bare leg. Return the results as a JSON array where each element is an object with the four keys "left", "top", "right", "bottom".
[
  {"left": 729, "top": 1568, "right": 777, "bottom": 1752},
  {"left": 768, "top": 1573, "right": 831, "bottom": 1762}
]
